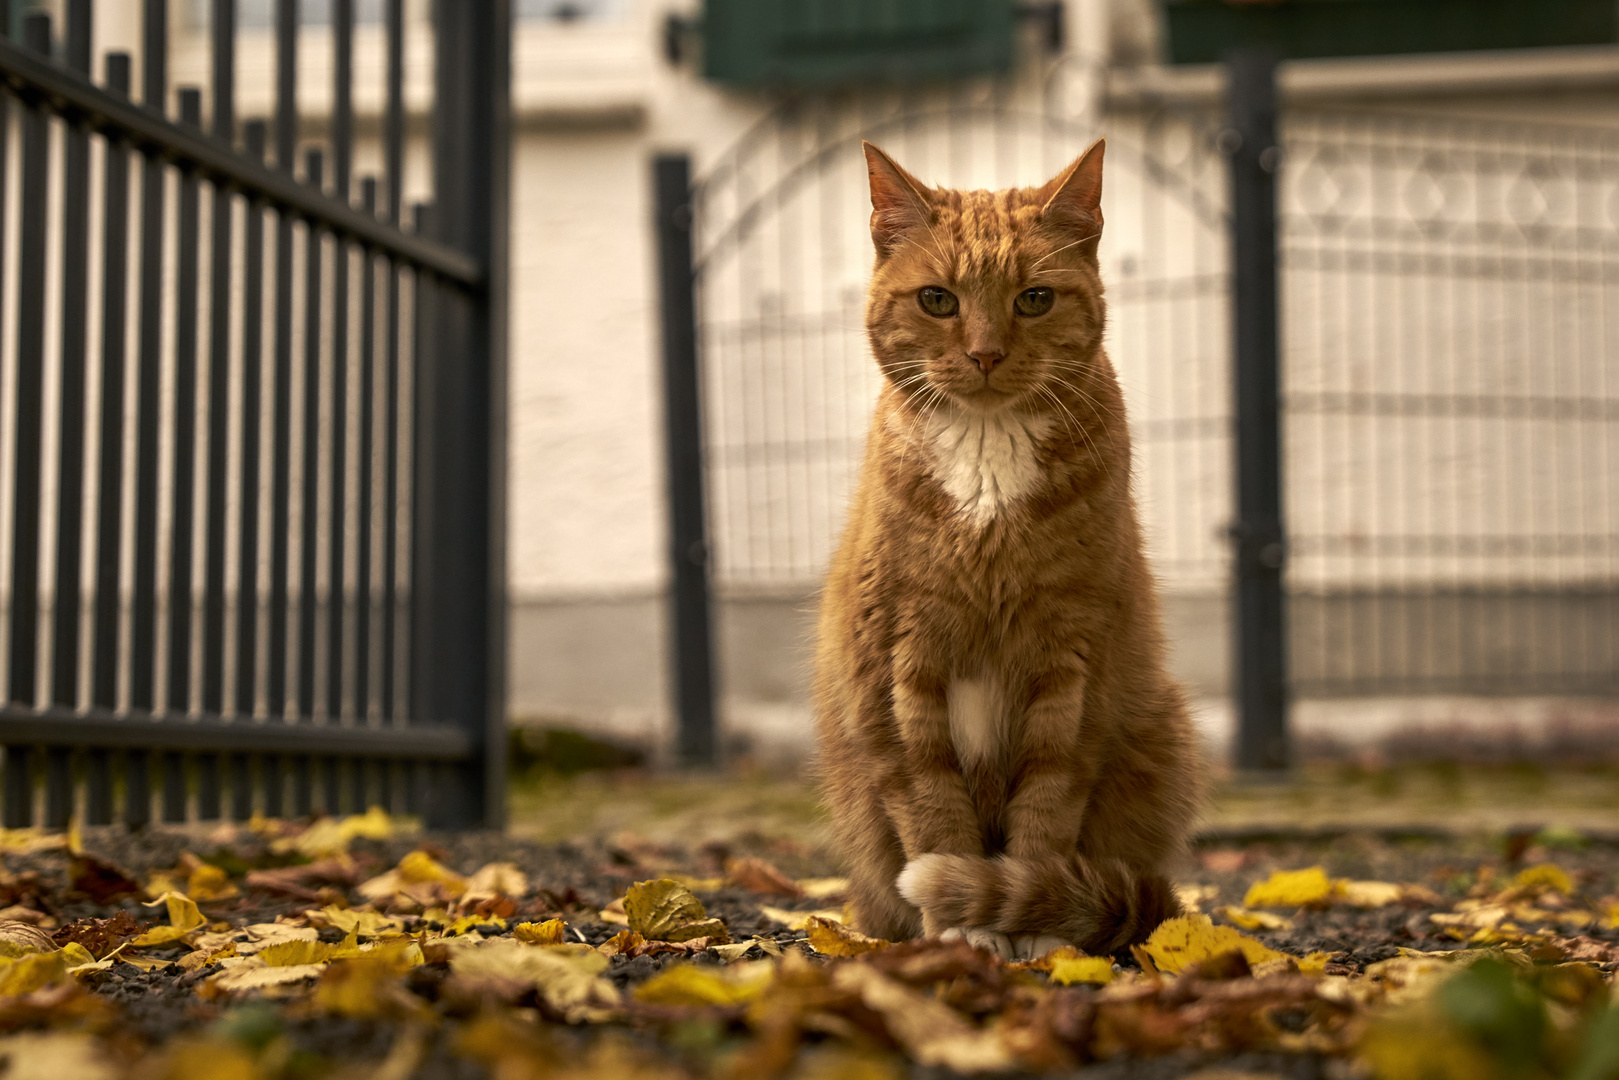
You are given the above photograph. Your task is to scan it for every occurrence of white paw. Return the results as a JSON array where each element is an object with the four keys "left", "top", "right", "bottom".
[
  {"left": 940, "top": 926, "right": 1014, "bottom": 960},
  {"left": 1012, "top": 934, "right": 1075, "bottom": 961},
  {"left": 894, "top": 854, "right": 946, "bottom": 906}
]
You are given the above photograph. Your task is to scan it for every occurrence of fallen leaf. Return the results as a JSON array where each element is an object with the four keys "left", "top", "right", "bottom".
[
  {"left": 830, "top": 962, "right": 1012, "bottom": 1071},
  {"left": 725, "top": 857, "right": 803, "bottom": 897},
  {"left": 309, "top": 906, "right": 407, "bottom": 939},
  {"left": 1513, "top": 864, "right": 1574, "bottom": 897},
  {"left": 1216, "top": 906, "right": 1293, "bottom": 931},
  {"left": 806, "top": 915, "right": 890, "bottom": 957},
  {"left": 207, "top": 962, "right": 326, "bottom": 994},
  {"left": 185, "top": 863, "right": 239, "bottom": 902},
  {"left": 1175, "top": 883, "right": 1221, "bottom": 914},
  {"left": 285, "top": 806, "right": 402, "bottom": 858},
  {"left": 513, "top": 918, "right": 568, "bottom": 945},
  {"left": 0, "top": 951, "right": 71, "bottom": 995},
  {"left": 244, "top": 858, "right": 360, "bottom": 899},
  {"left": 129, "top": 892, "right": 206, "bottom": 946},
  {"left": 0, "top": 1031, "right": 116, "bottom": 1080},
  {"left": 712, "top": 937, "right": 785, "bottom": 963},
  {"left": 633, "top": 960, "right": 775, "bottom": 1006},
  {"left": 1141, "top": 915, "right": 1288, "bottom": 974},
  {"left": 67, "top": 853, "right": 142, "bottom": 903},
  {"left": 0, "top": 921, "right": 58, "bottom": 955},
  {"left": 53, "top": 912, "right": 141, "bottom": 959},
  {"left": 761, "top": 905, "right": 844, "bottom": 930},
  {"left": 1339, "top": 880, "right": 1406, "bottom": 908},
  {"left": 460, "top": 862, "right": 529, "bottom": 910},
  {"left": 1049, "top": 955, "right": 1115, "bottom": 985},
  {"left": 312, "top": 946, "right": 427, "bottom": 1019},
  {"left": 448, "top": 939, "right": 620, "bottom": 1023},
  {"left": 798, "top": 877, "right": 850, "bottom": 901},
  {"left": 623, "top": 878, "right": 729, "bottom": 943},
  {"left": 1243, "top": 867, "right": 1339, "bottom": 908}
]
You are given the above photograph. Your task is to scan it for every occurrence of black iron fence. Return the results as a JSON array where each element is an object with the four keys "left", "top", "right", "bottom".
[
  {"left": 0, "top": 0, "right": 509, "bottom": 828},
  {"left": 657, "top": 68, "right": 1619, "bottom": 761}
]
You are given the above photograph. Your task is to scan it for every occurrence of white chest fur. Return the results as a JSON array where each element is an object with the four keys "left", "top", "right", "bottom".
[
  {"left": 947, "top": 674, "right": 1005, "bottom": 767},
  {"left": 927, "top": 408, "right": 1052, "bottom": 524}
]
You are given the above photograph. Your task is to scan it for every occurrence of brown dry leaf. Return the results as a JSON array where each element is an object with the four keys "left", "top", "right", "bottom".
[
  {"left": 448, "top": 939, "right": 620, "bottom": 1023},
  {"left": 514, "top": 918, "right": 568, "bottom": 945},
  {"left": 0, "top": 907, "right": 50, "bottom": 926},
  {"left": 623, "top": 878, "right": 728, "bottom": 943},
  {"left": 460, "top": 862, "right": 529, "bottom": 910},
  {"left": 67, "top": 853, "right": 142, "bottom": 903},
  {"left": 52, "top": 912, "right": 141, "bottom": 959},
  {"left": 129, "top": 892, "right": 206, "bottom": 946},
  {"left": 191, "top": 921, "right": 320, "bottom": 956},
  {"left": 0, "top": 921, "right": 59, "bottom": 955},
  {"left": 725, "top": 857, "right": 803, "bottom": 898},
  {"left": 244, "top": 858, "right": 360, "bottom": 899},
  {"left": 830, "top": 962, "right": 1013, "bottom": 1072},
  {"left": 0, "top": 1031, "right": 116, "bottom": 1080},
  {"left": 806, "top": 915, "right": 890, "bottom": 957},
  {"left": 1140, "top": 915, "right": 1287, "bottom": 974},
  {"left": 597, "top": 929, "right": 646, "bottom": 957}
]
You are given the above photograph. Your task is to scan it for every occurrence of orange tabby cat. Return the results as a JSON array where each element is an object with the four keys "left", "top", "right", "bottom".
[{"left": 813, "top": 140, "right": 1202, "bottom": 960}]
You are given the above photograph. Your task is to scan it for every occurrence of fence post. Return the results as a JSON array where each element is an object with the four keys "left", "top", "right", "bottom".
[
  {"left": 653, "top": 154, "right": 718, "bottom": 768},
  {"left": 1225, "top": 50, "right": 1290, "bottom": 774},
  {"left": 412, "top": 0, "right": 511, "bottom": 826}
]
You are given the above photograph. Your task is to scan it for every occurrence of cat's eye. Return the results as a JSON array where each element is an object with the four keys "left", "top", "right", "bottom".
[
  {"left": 917, "top": 286, "right": 959, "bottom": 318},
  {"left": 1015, "top": 287, "right": 1055, "bottom": 316}
]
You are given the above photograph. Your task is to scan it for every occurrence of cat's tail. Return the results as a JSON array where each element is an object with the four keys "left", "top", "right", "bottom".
[{"left": 894, "top": 852, "right": 1180, "bottom": 954}]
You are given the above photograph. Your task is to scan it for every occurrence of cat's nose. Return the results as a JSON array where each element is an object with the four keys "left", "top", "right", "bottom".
[{"left": 967, "top": 349, "right": 1006, "bottom": 375}]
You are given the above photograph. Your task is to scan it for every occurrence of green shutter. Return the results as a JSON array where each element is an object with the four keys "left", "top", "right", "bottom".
[
  {"left": 1163, "top": 0, "right": 1619, "bottom": 66},
  {"left": 702, "top": 0, "right": 1017, "bottom": 88}
]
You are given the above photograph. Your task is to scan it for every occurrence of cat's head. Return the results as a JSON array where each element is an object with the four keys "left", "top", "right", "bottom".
[{"left": 862, "top": 140, "right": 1107, "bottom": 415}]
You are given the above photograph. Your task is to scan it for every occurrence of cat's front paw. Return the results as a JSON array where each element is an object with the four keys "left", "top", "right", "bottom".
[
  {"left": 940, "top": 925, "right": 1014, "bottom": 960},
  {"left": 1012, "top": 934, "right": 1075, "bottom": 961}
]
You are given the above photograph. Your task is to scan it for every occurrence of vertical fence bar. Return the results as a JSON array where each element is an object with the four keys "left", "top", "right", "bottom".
[
  {"left": 299, "top": 150, "right": 324, "bottom": 721},
  {"left": 237, "top": 121, "right": 268, "bottom": 719},
  {"left": 168, "top": 89, "right": 203, "bottom": 717},
  {"left": 268, "top": 0, "right": 297, "bottom": 719},
  {"left": 203, "top": 0, "right": 236, "bottom": 717},
  {"left": 131, "top": 0, "right": 168, "bottom": 716},
  {"left": 51, "top": 0, "right": 92, "bottom": 715},
  {"left": 356, "top": 179, "right": 377, "bottom": 719},
  {"left": 653, "top": 154, "right": 717, "bottom": 768},
  {"left": 380, "top": 0, "right": 403, "bottom": 723},
  {"left": 1225, "top": 50, "right": 1289, "bottom": 774},
  {"left": 9, "top": 14, "right": 52, "bottom": 719},
  {"left": 413, "top": 0, "right": 510, "bottom": 826},
  {"left": 328, "top": 0, "right": 353, "bottom": 722},
  {"left": 92, "top": 52, "right": 132, "bottom": 719}
]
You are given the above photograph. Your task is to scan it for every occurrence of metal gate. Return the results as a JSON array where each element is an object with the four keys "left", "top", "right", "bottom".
[
  {"left": 680, "top": 85, "right": 1619, "bottom": 713},
  {"left": 0, "top": 0, "right": 510, "bottom": 828}
]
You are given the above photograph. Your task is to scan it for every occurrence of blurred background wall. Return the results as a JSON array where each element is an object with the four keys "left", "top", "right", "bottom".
[{"left": 489, "top": 0, "right": 1619, "bottom": 763}]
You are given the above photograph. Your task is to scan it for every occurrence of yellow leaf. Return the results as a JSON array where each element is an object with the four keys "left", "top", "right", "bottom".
[
  {"left": 633, "top": 960, "right": 774, "bottom": 1006},
  {"left": 0, "top": 1031, "right": 117, "bottom": 1080},
  {"left": 1243, "top": 867, "right": 1340, "bottom": 908},
  {"left": 287, "top": 806, "right": 402, "bottom": 858},
  {"left": 461, "top": 862, "right": 529, "bottom": 907},
  {"left": 399, "top": 851, "right": 465, "bottom": 893},
  {"left": 1049, "top": 956, "right": 1114, "bottom": 985},
  {"left": 711, "top": 937, "right": 784, "bottom": 963},
  {"left": 58, "top": 942, "right": 97, "bottom": 971},
  {"left": 315, "top": 906, "right": 406, "bottom": 939},
  {"left": 186, "top": 863, "right": 238, "bottom": 902},
  {"left": 1140, "top": 914, "right": 1287, "bottom": 974},
  {"left": 623, "top": 879, "right": 729, "bottom": 943},
  {"left": 449, "top": 939, "right": 620, "bottom": 1023},
  {"left": 312, "top": 946, "right": 425, "bottom": 1019},
  {"left": 514, "top": 919, "right": 568, "bottom": 946},
  {"left": 441, "top": 914, "right": 507, "bottom": 937},
  {"left": 1216, "top": 905, "right": 1293, "bottom": 931},
  {"left": 1513, "top": 864, "right": 1573, "bottom": 896},
  {"left": 0, "top": 921, "right": 59, "bottom": 954},
  {"left": 798, "top": 878, "right": 850, "bottom": 900},
  {"left": 130, "top": 892, "right": 206, "bottom": 946},
  {"left": 1340, "top": 880, "right": 1405, "bottom": 908},
  {"left": 1298, "top": 951, "right": 1333, "bottom": 976},
  {"left": 1603, "top": 903, "right": 1619, "bottom": 930},
  {"left": 597, "top": 930, "right": 645, "bottom": 957},
  {"left": 258, "top": 939, "right": 338, "bottom": 967},
  {"left": 805, "top": 915, "right": 889, "bottom": 957},
  {"left": 207, "top": 962, "right": 326, "bottom": 994},
  {"left": 0, "top": 951, "right": 70, "bottom": 995},
  {"left": 760, "top": 906, "right": 844, "bottom": 930}
]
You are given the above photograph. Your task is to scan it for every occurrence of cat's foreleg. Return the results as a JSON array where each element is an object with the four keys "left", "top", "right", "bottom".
[
  {"left": 882, "top": 673, "right": 998, "bottom": 946},
  {"left": 1004, "top": 658, "right": 1095, "bottom": 861}
]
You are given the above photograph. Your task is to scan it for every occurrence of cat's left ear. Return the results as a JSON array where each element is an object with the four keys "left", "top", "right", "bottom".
[{"left": 1038, "top": 138, "right": 1105, "bottom": 242}]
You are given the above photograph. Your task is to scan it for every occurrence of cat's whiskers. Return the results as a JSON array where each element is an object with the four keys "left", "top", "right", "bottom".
[{"left": 1028, "top": 232, "right": 1100, "bottom": 270}]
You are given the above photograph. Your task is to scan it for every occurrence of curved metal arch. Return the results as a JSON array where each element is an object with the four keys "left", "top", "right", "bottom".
[{"left": 691, "top": 101, "right": 1230, "bottom": 280}]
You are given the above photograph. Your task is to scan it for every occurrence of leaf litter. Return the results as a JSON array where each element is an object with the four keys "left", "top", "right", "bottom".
[{"left": 0, "top": 814, "right": 1616, "bottom": 1076}]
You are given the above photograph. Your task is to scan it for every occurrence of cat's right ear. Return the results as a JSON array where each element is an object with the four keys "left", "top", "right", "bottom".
[{"left": 863, "top": 141, "right": 933, "bottom": 259}]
